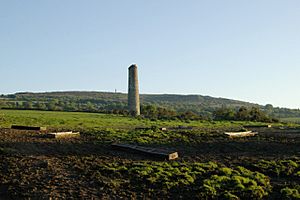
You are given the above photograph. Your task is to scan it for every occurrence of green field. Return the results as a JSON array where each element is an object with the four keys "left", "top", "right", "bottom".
[
  {"left": 0, "top": 109, "right": 278, "bottom": 145},
  {"left": 281, "top": 117, "right": 300, "bottom": 124},
  {"left": 0, "top": 109, "right": 280, "bottom": 130}
]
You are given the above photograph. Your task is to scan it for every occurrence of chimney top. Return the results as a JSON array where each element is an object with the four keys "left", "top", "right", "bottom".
[{"left": 129, "top": 64, "right": 138, "bottom": 69}]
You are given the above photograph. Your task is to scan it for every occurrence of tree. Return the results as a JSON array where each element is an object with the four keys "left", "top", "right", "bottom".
[
  {"left": 213, "top": 107, "right": 235, "bottom": 120},
  {"left": 249, "top": 107, "right": 268, "bottom": 122},
  {"left": 265, "top": 104, "right": 274, "bottom": 115},
  {"left": 24, "top": 101, "right": 33, "bottom": 109},
  {"left": 36, "top": 102, "right": 47, "bottom": 110},
  {"left": 86, "top": 101, "right": 96, "bottom": 112},
  {"left": 141, "top": 104, "right": 157, "bottom": 119},
  {"left": 65, "top": 102, "right": 77, "bottom": 111},
  {"left": 0, "top": 100, "right": 7, "bottom": 109},
  {"left": 236, "top": 106, "right": 249, "bottom": 121},
  {"left": 179, "top": 111, "right": 199, "bottom": 120},
  {"left": 47, "top": 100, "right": 58, "bottom": 111}
]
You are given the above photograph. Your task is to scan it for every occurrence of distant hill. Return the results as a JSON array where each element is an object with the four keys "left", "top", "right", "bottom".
[
  {"left": 1, "top": 91, "right": 300, "bottom": 119},
  {"left": 10, "top": 91, "right": 257, "bottom": 106}
]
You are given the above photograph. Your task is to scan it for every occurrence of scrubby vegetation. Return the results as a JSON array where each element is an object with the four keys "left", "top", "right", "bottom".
[
  {"left": 254, "top": 159, "right": 300, "bottom": 177},
  {"left": 213, "top": 106, "right": 279, "bottom": 123},
  {"left": 281, "top": 186, "right": 300, "bottom": 199},
  {"left": 73, "top": 160, "right": 272, "bottom": 199}
]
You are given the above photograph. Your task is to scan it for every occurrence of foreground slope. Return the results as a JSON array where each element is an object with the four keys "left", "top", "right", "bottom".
[{"left": 0, "top": 110, "right": 299, "bottom": 199}]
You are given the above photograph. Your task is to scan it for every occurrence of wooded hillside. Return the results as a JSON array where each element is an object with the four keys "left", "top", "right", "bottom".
[{"left": 0, "top": 91, "right": 299, "bottom": 120}]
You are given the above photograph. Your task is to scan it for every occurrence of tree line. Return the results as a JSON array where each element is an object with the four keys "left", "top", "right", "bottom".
[
  {"left": 0, "top": 98, "right": 278, "bottom": 122},
  {"left": 213, "top": 106, "right": 279, "bottom": 123}
]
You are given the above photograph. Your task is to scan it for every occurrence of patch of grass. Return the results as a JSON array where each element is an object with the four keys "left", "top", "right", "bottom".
[
  {"left": 0, "top": 110, "right": 281, "bottom": 131},
  {"left": 0, "top": 110, "right": 253, "bottom": 145},
  {"left": 93, "top": 128, "right": 197, "bottom": 144},
  {"left": 281, "top": 117, "right": 300, "bottom": 124},
  {"left": 254, "top": 159, "right": 300, "bottom": 177},
  {"left": 280, "top": 186, "right": 300, "bottom": 199},
  {"left": 200, "top": 166, "right": 271, "bottom": 199},
  {"left": 71, "top": 159, "right": 271, "bottom": 199},
  {"left": 0, "top": 110, "right": 240, "bottom": 130}
]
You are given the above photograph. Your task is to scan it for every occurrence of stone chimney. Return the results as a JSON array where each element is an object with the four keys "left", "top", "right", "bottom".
[{"left": 128, "top": 64, "right": 140, "bottom": 116}]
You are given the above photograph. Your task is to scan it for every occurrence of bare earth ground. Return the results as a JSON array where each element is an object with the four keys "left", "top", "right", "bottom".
[{"left": 0, "top": 128, "right": 299, "bottom": 199}]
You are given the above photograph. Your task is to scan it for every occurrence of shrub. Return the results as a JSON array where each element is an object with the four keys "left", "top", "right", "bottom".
[
  {"left": 200, "top": 166, "right": 271, "bottom": 199},
  {"left": 281, "top": 187, "right": 300, "bottom": 199},
  {"left": 254, "top": 159, "right": 299, "bottom": 177}
]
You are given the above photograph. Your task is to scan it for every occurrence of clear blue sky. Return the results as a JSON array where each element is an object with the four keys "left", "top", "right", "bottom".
[{"left": 0, "top": 1, "right": 300, "bottom": 108}]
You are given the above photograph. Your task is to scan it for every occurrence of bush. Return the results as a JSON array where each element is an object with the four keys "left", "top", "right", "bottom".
[
  {"left": 200, "top": 166, "right": 271, "bottom": 199},
  {"left": 281, "top": 187, "right": 300, "bottom": 199}
]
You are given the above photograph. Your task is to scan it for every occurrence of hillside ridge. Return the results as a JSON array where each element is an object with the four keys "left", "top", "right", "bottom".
[{"left": 1, "top": 91, "right": 300, "bottom": 119}]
